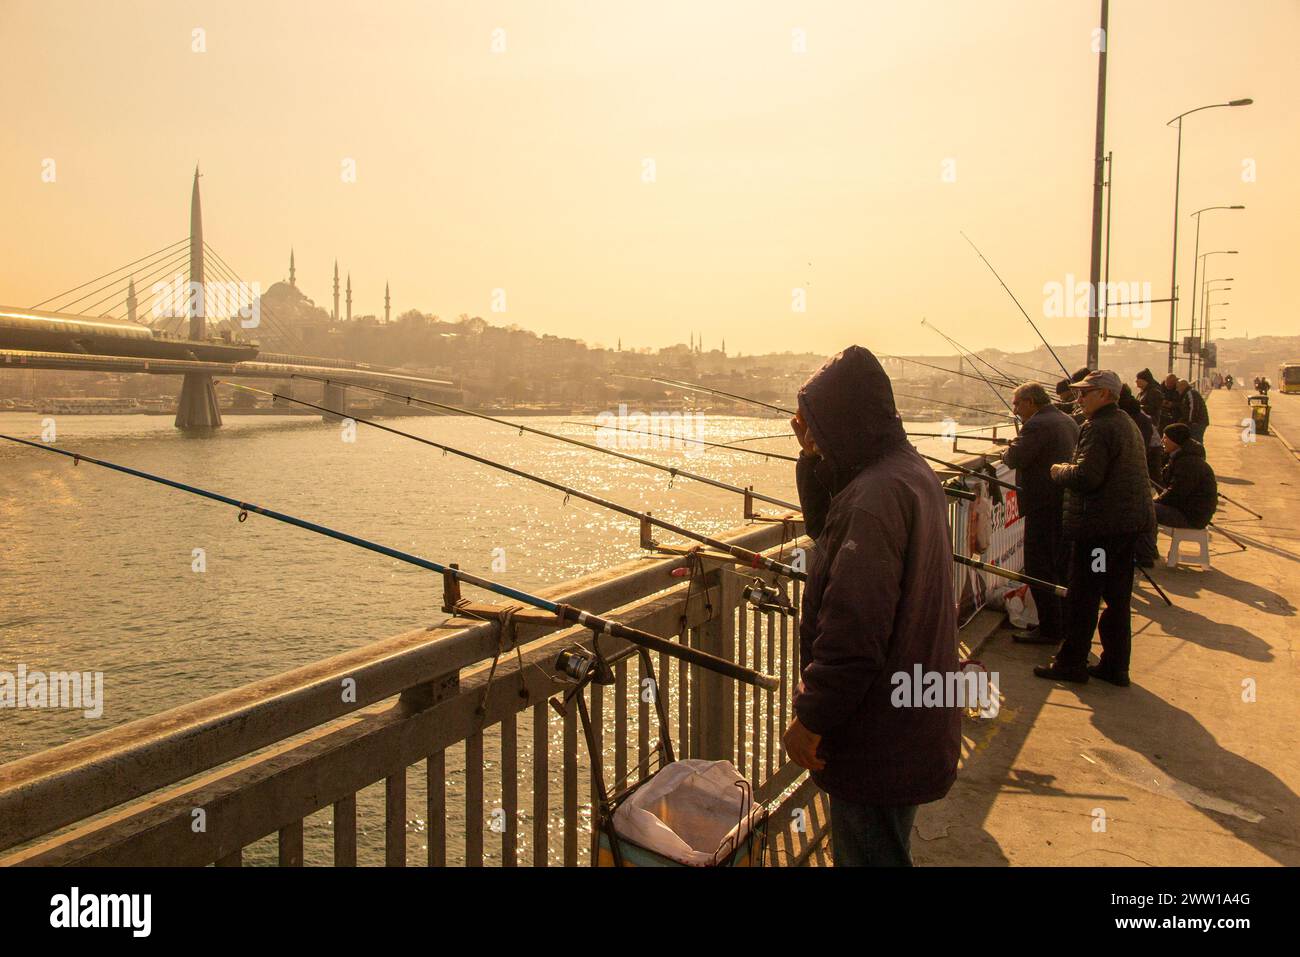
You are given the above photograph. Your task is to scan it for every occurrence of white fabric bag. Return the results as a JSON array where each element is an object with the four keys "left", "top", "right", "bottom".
[{"left": 611, "top": 759, "right": 760, "bottom": 866}]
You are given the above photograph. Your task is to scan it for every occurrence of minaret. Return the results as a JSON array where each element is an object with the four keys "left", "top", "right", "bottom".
[
  {"left": 126, "top": 277, "right": 138, "bottom": 325},
  {"left": 332, "top": 261, "right": 340, "bottom": 322},
  {"left": 345, "top": 273, "right": 352, "bottom": 322},
  {"left": 289, "top": 249, "right": 296, "bottom": 288},
  {"left": 722, "top": 338, "right": 726, "bottom": 357},
  {"left": 384, "top": 281, "right": 391, "bottom": 324}
]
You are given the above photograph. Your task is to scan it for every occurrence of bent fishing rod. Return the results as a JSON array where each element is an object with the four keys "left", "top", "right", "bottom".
[
  {"left": 290, "top": 373, "right": 800, "bottom": 513},
  {"left": 221, "top": 382, "right": 808, "bottom": 581},
  {"left": 0, "top": 432, "right": 779, "bottom": 691},
  {"left": 960, "top": 231, "right": 1070, "bottom": 378}
]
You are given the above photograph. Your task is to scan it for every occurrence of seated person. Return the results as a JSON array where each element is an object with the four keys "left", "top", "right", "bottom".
[{"left": 1154, "top": 424, "right": 1217, "bottom": 529}]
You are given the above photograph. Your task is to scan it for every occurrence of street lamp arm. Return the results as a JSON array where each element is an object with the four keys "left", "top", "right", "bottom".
[{"left": 1166, "top": 99, "right": 1254, "bottom": 126}]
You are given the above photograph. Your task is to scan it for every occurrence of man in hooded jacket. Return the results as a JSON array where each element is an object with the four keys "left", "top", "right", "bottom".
[{"left": 785, "top": 346, "right": 960, "bottom": 866}]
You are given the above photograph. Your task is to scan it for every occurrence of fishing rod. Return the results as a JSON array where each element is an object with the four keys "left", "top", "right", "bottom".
[
  {"left": 616, "top": 373, "right": 791, "bottom": 416},
  {"left": 610, "top": 376, "right": 1022, "bottom": 496},
  {"left": 0, "top": 432, "right": 779, "bottom": 691},
  {"left": 880, "top": 353, "right": 1018, "bottom": 389},
  {"left": 993, "top": 355, "right": 1063, "bottom": 382},
  {"left": 562, "top": 420, "right": 800, "bottom": 462},
  {"left": 345, "top": 379, "right": 1055, "bottom": 590},
  {"left": 222, "top": 382, "right": 808, "bottom": 581},
  {"left": 727, "top": 423, "right": 1007, "bottom": 443},
  {"left": 290, "top": 373, "right": 800, "bottom": 513},
  {"left": 918, "top": 318, "right": 1019, "bottom": 387},
  {"left": 569, "top": 419, "right": 1004, "bottom": 452},
  {"left": 618, "top": 373, "right": 1016, "bottom": 423},
  {"left": 919, "top": 319, "right": 1020, "bottom": 433},
  {"left": 960, "top": 231, "right": 1070, "bottom": 377},
  {"left": 915, "top": 453, "right": 1020, "bottom": 493},
  {"left": 953, "top": 554, "right": 1067, "bottom": 598}
]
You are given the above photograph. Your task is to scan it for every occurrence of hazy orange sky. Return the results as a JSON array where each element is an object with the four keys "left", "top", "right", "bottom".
[{"left": 2, "top": 0, "right": 1295, "bottom": 355}]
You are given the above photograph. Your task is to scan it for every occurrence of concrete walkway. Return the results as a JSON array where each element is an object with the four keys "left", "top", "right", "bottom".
[{"left": 914, "top": 389, "right": 1300, "bottom": 866}]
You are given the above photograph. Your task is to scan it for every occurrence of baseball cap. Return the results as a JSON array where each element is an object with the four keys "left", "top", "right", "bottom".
[{"left": 1068, "top": 369, "right": 1122, "bottom": 394}]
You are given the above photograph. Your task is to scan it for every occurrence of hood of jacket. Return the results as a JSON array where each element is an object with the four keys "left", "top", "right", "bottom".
[{"left": 797, "top": 345, "right": 908, "bottom": 478}]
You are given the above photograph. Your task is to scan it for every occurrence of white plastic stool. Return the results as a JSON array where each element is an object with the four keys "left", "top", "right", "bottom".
[{"left": 1160, "top": 525, "right": 1211, "bottom": 569}]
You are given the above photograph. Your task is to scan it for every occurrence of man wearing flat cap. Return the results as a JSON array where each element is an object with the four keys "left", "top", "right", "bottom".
[{"left": 1036, "top": 370, "right": 1155, "bottom": 687}]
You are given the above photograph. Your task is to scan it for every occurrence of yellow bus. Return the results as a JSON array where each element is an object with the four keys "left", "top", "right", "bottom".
[{"left": 1281, "top": 362, "right": 1300, "bottom": 395}]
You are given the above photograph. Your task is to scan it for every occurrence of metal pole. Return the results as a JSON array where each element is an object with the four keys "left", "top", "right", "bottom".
[
  {"left": 1086, "top": 0, "right": 1109, "bottom": 370},
  {"left": 1167, "top": 117, "right": 1183, "bottom": 374},
  {"left": 1102, "top": 151, "right": 1112, "bottom": 339},
  {"left": 1188, "top": 213, "right": 1203, "bottom": 379}
]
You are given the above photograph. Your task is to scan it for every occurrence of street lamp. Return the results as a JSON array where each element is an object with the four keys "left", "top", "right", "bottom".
[
  {"left": 1188, "top": 205, "right": 1245, "bottom": 365},
  {"left": 1189, "top": 252, "right": 1237, "bottom": 377},
  {"left": 1165, "top": 99, "right": 1253, "bottom": 373}
]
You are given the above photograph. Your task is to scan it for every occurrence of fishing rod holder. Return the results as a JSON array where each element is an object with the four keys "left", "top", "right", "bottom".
[
  {"left": 440, "top": 567, "right": 562, "bottom": 627},
  {"left": 743, "top": 487, "right": 803, "bottom": 526}
]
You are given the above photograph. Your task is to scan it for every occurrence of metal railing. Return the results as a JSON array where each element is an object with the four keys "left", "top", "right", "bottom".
[{"left": 0, "top": 452, "right": 1018, "bottom": 867}]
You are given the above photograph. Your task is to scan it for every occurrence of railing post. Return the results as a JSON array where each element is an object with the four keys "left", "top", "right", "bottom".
[{"left": 695, "top": 567, "right": 738, "bottom": 762}]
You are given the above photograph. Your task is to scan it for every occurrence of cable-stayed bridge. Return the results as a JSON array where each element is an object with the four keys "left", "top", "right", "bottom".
[{"left": 0, "top": 168, "right": 458, "bottom": 429}]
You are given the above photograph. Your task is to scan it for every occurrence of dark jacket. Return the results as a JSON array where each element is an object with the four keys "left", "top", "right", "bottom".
[
  {"left": 1158, "top": 384, "right": 1181, "bottom": 431},
  {"left": 792, "top": 346, "right": 959, "bottom": 807},
  {"left": 1180, "top": 387, "right": 1210, "bottom": 427},
  {"left": 1119, "top": 393, "right": 1155, "bottom": 450},
  {"left": 1137, "top": 383, "right": 1163, "bottom": 423},
  {"left": 1001, "top": 404, "right": 1079, "bottom": 517},
  {"left": 1052, "top": 402, "right": 1155, "bottom": 539},
  {"left": 1156, "top": 439, "right": 1217, "bottom": 528}
]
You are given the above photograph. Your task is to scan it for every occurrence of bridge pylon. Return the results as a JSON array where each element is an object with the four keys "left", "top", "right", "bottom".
[{"left": 175, "top": 373, "right": 223, "bottom": 429}]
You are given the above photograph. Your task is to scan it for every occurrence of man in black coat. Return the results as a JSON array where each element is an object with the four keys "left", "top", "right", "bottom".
[
  {"left": 1160, "top": 373, "right": 1182, "bottom": 432},
  {"left": 1135, "top": 368, "right": 1164, "bottom": 423},
  {"left": 1036, "top": 371, "right": 1155, "bottom": 687},
  {"left": 1003, "top": 382, "right": 1078, "bottom": 646},
  {"left": 1176, "top": 378, "right": 1210, "bottom": 444},
  {"left": 1154, "top": 423, "right": 1218, "bottom": 529}
]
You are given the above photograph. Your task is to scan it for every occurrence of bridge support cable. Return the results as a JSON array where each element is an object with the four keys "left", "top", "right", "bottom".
[
  {"left": 82, "top": 248, "right": 194, "bottom": 322},
  {"left": 30, "top": 238, "right": 189, "bottom": 311}
]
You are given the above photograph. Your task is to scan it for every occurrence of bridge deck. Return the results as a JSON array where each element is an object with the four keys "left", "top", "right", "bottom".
[{"left": 911, "top": 389, "right": 1300, "bottom": 866}]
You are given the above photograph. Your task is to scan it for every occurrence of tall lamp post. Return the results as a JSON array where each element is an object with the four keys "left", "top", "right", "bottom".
[
  {"left": 1194, "top": 249, "right": 1238, "bottom": 361},
  {"left": 1165, "top": 99, "right": 1253, "bottom": 373},
  {"left": 1188, "top": 205, "right": 1245, "bottom": 369},
  {"left": 1198, "top": 277, "right": 1233, "bottom": 381}
]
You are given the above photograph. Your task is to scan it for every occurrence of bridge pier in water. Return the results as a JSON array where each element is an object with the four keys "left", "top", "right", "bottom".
[{"left": 174, "top": 373, "right": 223, "bottom": 430}]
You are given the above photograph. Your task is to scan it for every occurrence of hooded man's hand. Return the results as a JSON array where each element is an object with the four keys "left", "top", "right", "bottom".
[
  {"left": 790, "top": 412, "right": 820, "bottom": 457},
  {"left": 783, "top": 716, "right": 825, "bottom": 771}
]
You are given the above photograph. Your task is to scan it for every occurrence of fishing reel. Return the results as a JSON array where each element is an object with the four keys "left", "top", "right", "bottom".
[
  {"left": 554, "top": 646, "right": 615, "bottom": 685},
  {"left": 742, "top": 578, "right": 795, "bottom": 617}
]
